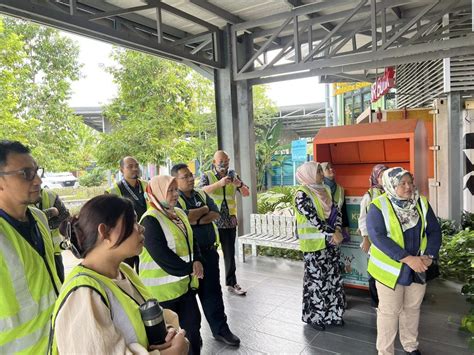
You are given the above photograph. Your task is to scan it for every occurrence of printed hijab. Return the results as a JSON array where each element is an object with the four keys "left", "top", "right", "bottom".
[
  {"left": 382, "top": 167, "right": 420, "bottom": 232},
  {"left": 296, "top": 161, "right": 333, "bottom": 218},
  {"left": 370, "top": 164, "right": 388, "bottom": 190}
]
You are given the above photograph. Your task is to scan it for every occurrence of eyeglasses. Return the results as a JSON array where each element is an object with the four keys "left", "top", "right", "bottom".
[
  {"left": 0, "top": 166, "right": 44, "bottom": 181},
  {"left": 176, "top": 174, "right": 194, "bottom": 180}
]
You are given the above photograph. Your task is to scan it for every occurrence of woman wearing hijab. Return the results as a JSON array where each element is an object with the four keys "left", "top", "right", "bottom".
[
  {"left": 51, "top": 194, "right": 189, "bottom": 354},
  {"left": 321, "top": 162, "right": 350, "bottom": 235},
  {"left": 366, "top": 167, "right": 441, "bottom": 355},
  {"left": 140, "top": 175, "right": 204, "bottom": 355},
  {"left": 358, "top": 164, "right": 388, "bottom": 307},
  {"left": 294, "top": 161, "right": 345, "bottom": 331}
]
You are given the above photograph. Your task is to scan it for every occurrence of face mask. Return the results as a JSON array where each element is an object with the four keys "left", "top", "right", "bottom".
[
  {"left": 160, "top": 200, "right": 170, "bottom": 209},
  {"left": 217, "top": 162, "right": 228, "bottom": 172}
]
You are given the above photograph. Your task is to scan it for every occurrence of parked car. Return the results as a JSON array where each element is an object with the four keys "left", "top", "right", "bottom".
[{"left": 41, "top": 172, "right": 79, "bottom": 189}]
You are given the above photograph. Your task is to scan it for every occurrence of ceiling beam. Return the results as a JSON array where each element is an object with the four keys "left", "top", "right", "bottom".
[
  {"left": 189, "top": 0, "right": 243, "bottom": 24},
  {"left": 391, "top": 6, "right": 402, "bottom": 19}
]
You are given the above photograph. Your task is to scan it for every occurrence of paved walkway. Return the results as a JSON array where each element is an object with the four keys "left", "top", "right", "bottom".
[{"left": 62, "top": 251, "right": 471, "bottom": 354}]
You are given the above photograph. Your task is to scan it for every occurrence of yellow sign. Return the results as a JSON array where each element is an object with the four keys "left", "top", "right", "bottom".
[{"left": 332, "top": 82, "right": 371, "bottom": 96}]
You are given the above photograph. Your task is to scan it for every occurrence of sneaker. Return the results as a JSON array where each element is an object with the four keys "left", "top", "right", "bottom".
[
  {"left": 214, "top": 330, "right": 240, "bottom": 346},
  {"left": 227, "top": 284, "right": 247, "bottom": 296}
]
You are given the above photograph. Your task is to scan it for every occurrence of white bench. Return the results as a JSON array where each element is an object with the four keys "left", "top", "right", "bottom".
[{"left": 238, "top": 213, "right": 298, "bottom": 262}]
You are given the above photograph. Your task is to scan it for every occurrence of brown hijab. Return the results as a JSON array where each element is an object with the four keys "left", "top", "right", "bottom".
[{"left": 296, "top": 161, "right": 333, "bottom": 218}]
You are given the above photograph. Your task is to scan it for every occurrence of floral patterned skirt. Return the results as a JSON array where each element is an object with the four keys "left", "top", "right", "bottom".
[{"left": 302, "top": 247, "right": 345, "bottom": 326}]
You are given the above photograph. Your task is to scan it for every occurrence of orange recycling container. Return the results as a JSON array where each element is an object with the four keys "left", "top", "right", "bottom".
[{"left": 313, "top": 119, "right": 429, "bottom": 197}]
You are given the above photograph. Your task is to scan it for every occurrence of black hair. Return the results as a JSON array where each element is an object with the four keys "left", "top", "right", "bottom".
[
  {"left": 0, "top": 140, "right": 30, "bottom": 169},
  {"left": 170, "top": 163, "right": 189, "bottom": 177},
  {"left": 59, "top": 194, "right": 136, "bottom": 258}
]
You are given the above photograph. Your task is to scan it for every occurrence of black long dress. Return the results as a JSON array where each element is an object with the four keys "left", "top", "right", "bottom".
[{"left": 295, "top": 190, "right": 346, "bottom": 327}]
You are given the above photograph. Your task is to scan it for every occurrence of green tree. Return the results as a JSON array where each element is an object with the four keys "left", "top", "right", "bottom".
[
  {"left": 97, "top": 48, "right": 214, "bottom": 168},
  {"left": 0, "top": 17, "right": 86, "bottom": 171}
]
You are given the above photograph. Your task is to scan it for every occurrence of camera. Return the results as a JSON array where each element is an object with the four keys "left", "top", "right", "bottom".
[{"left": 227, "top": 169, "right": 236, "bottom": 181}]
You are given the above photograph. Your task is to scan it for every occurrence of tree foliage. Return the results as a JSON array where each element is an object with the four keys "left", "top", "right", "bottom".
[
  {"left": 0, "top": 17, "right": 87, "bottom": 171},
  {"left": 97, "top": 48, "right": 217, "bottom": 168}
]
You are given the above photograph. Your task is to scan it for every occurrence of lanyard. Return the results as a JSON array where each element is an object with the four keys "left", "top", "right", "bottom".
[{"left": 122, "top": 179, "right": 143, "bottom": 202}]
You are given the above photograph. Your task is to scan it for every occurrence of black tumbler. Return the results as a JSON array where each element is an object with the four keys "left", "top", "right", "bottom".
[{"left": 139, "top": 299, "right": 168, "bottom": 345}]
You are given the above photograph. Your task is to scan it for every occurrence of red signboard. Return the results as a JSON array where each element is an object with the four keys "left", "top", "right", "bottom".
[{"left": 371, "top": 67, "right": 395, "bottom": 102}]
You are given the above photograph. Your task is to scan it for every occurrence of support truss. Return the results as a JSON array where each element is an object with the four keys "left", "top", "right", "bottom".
[
  {"left": 0, "top": 0, "right": 224, "bottom": 69},
  {"left": 231, "top": 0, "right": 473, "bottom": 82}
]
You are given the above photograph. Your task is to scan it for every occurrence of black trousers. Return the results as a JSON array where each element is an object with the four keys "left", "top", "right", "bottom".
[
  {"left": 218, "top": 227, "right": 237, "bottom": 287},
  {"left": 368, "top": 276, "right": 379, "bottom": 307},
  {"left": 161, "top": 290, "right": 201, "bottom": 355},
  {"left": 198, "top": 247, "right": 229, "bottom": 336}
]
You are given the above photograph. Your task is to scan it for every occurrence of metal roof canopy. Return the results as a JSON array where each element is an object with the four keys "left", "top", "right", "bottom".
[{"left": 0, "top": 1, "right": 472, "bottom": 84}]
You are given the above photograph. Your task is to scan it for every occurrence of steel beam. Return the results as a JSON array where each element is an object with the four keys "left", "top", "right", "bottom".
[
  {"left": 189, "top": 0, "right": 242, "bottom": 24},
  {"left": 0, "top": 0, "right": 223, "bottom": 68},
  {"left": 234, "top": 34, "right": 474, "bottom": 80},
  {"left": 88, "top": 4, "right": 156, "bottom": 21}
]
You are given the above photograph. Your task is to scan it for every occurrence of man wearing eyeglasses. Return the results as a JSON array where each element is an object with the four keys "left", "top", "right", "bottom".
[
  {"left": 106, "top": 156, "right": 148, "bottom": 271},
  {"left": 172, "top": 163, "right": 241, "bottom": 347},
  {"left": 0, "top": 140, "right": 62, "bottom": 353}
]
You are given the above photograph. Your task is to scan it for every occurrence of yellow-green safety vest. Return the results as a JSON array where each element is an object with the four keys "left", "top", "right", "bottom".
[
  {"left": 294, "top": 186, "right": 329, "bottom": 252},
  {"left": 106, "top": 180, "right": 150, "bottom": 208},
  {"left": 367, "top": 194, "right": 429, "bottom": 289},
  {"left": 0, "top": 207, "right": 61, "bottom": 354},
  {"left": 205, "top": 171, "right": 237, "bottom": 216},
  {"left": 177, "top": 189, "right": 220, "bottom": 246},
  {"left": 139, "top": 208, "right": 198, "bottom": 302},
  {"left": 366, "top": 187, "right": 383, "bottom": 212},
  {"left": 326, "top": 184, "right": 344, "bottom": 209},
  {"left": 40, "top": 189, "right": 63, "bottom": 255},
  {"left": 49, "top": 263, "right": 150, "bottom": 354}
]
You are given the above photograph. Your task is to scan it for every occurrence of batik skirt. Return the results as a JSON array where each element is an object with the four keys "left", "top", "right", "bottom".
[{"left": 302, "top": 246, "right": 345, "bottom": 326}]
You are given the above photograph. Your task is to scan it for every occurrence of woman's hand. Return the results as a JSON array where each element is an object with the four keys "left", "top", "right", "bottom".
[
  {"left": 192, "top": 261, "right": 204, "bottom": 279},
  {"left": 330, "top": 231, "right": 344, "bottom": 246},
  {"left": 400, "top": 255, "right": 428, "bottom": 273},
  {"left": 360, "top": 236, "right": 371, "bottom": 253},
  {"left": 420, "top": 255, "right": 433, "bottom": 267},
  {"left": 150, "top": 328, "right": 189, "bottom": 355}
]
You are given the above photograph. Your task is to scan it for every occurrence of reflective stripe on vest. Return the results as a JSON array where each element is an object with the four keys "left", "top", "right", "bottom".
[
  {"left": 367, "top": 194, "right": 428, "bottom": 289},
  {"left": 177, "top": 189, "right": 220, "bottom": 246},
  {"left": 294, "top": 186, "right": 328, "bottom": 252},
  {"left": 0, "top": 207, "right": 60, "bottom": 354},
  {"left": 205, "top": 171, "right": 237, "bottom": 216},
  {"left": 139, "top": 208, "right": 197, "bottom": 302},
  {"left": 49, "top": 264, "right": 150, "bottom": 354}
]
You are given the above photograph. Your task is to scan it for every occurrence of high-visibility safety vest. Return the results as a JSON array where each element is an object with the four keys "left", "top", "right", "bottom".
[
  {"left": 139, "top": 207, "right": 198, "bottom": 302},
  {"left": 177, "top": 189, "right": 220, "bottom": 246},
  {"left": 294, "top": 186, "right": 329, "bottom": 252},
  {"left": 49, "top": 263, "right": 151, "bottom": 354},
  {"left": 366, "top": 187, "right": 383, "bottom": 212},
  {"left": 40, "top": 189, "right": 63, "bottom": 255},
  {"left": 326, "top": 184, "right": 345, "bottom": 209},
  {"left": 204, "top": 171, "right": 237, "bottom": 216},
  {"left": 0, "top": 207, "right": 61, "bottom": 354},
  {"left": 106, "top": 179, "right": 150, "bottom": 208},
  {"left": 367, "top": 194, "right": 429, "bottom": 289}
]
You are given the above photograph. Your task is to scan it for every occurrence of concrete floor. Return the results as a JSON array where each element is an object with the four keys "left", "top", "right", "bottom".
[{"left": 63, "top": 251, "right": 472, "bottom": 355}]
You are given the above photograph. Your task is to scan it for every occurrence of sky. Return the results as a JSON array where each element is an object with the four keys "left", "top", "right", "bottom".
[{"left": 66, "top": 33, "right": 325, "bottom": 108}]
